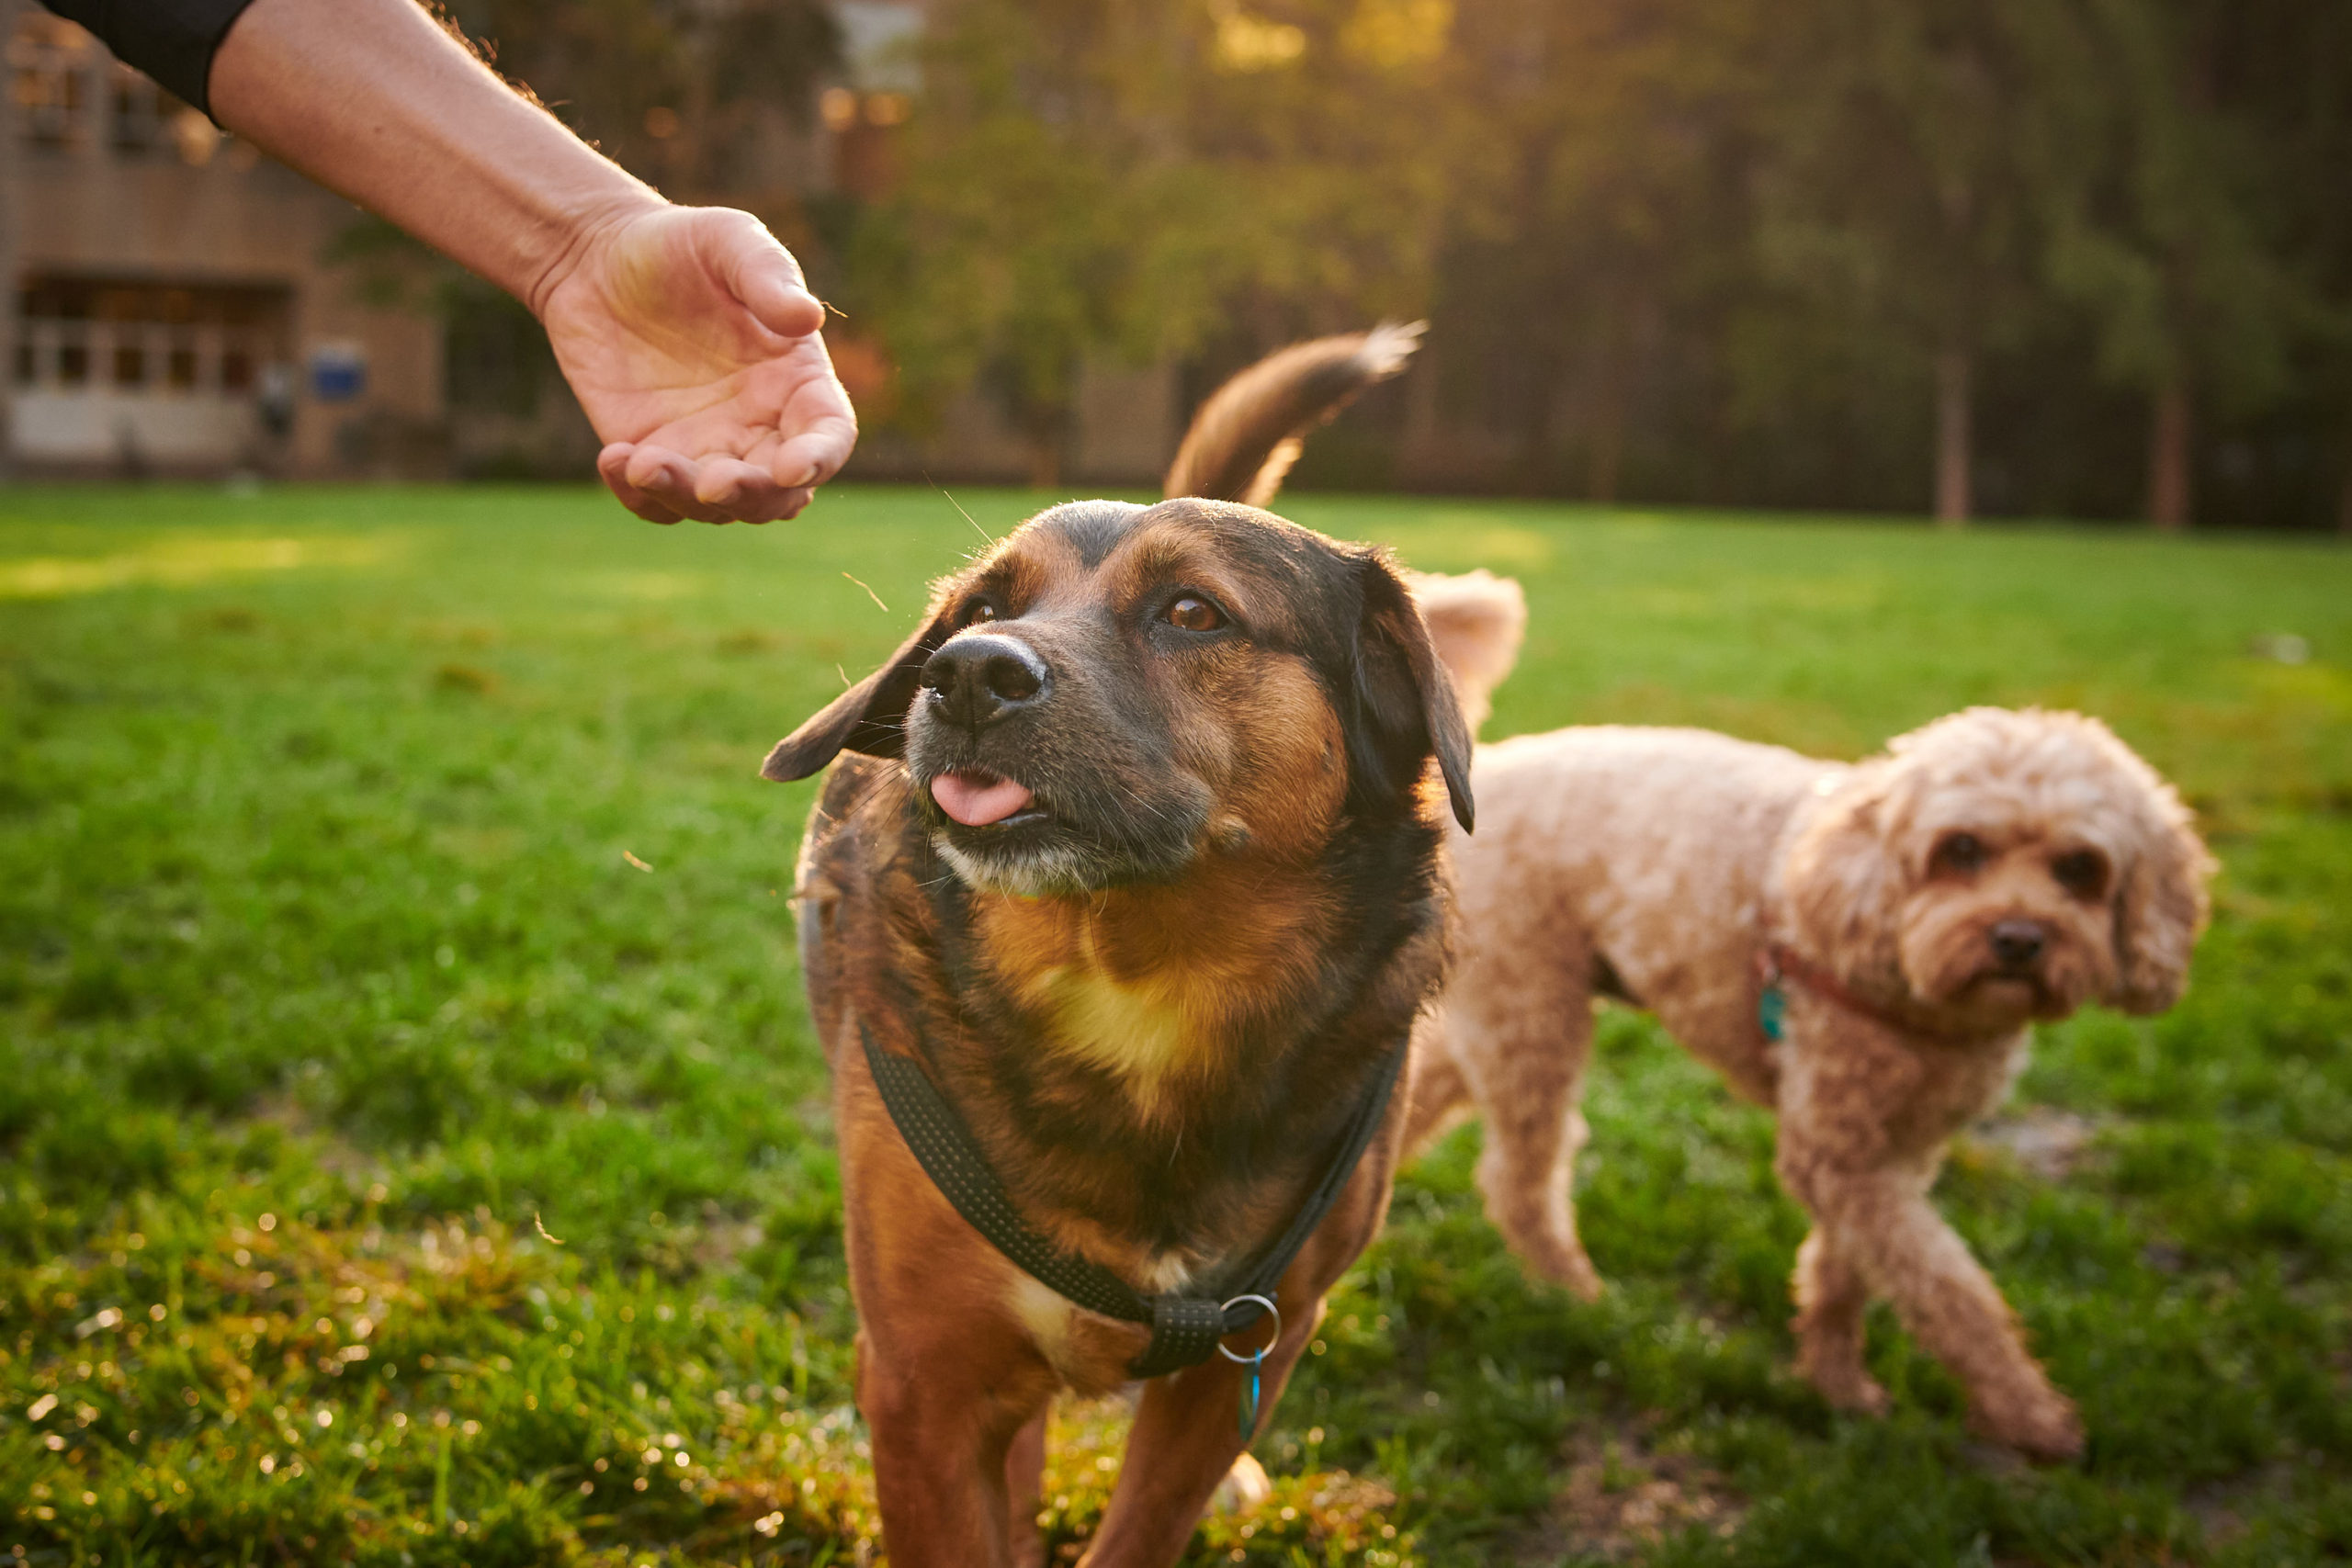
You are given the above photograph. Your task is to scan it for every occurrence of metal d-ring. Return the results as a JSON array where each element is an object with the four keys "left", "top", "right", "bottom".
[{"left": 1216, "top": 1294, "right": 1282, "bottom": 1364}]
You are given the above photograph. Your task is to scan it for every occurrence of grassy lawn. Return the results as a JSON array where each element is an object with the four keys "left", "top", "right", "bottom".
[{"left": 1, "top": 482, "right": 2347, "bottom": 1567}]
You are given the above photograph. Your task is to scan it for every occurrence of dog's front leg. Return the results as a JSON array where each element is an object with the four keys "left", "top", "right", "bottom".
[
  {"left": 1453, "top": 964, "right": 1607, "bottom": 1300},
  {"left": 1007, "top": 1407, "right": 1049, "bottom": 1568},
  {"left": 859, "top": 1331, "right": 1042, "bottom": 1567},
  {"left": 1780, "top": 1156, "right": 2083, "bottom": 1461},
  {"left": 1078, "top": 1300, "right": 1319, "bottom": 1567},
  {"left": 1790, "top": 1226, "right": 1888, "bottom": 1416}
]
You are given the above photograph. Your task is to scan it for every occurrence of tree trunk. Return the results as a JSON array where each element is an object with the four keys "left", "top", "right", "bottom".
[
  {"left": 1587, "top": 347, "right": 1624, "bottom": 504},
  {"left": 1515, "top": 355, "right": 1560, "bottom": 496},
  {"left": 2338, "top": 433, "right": 2352, "bottom": 538},
  {"left": 1025, "top": 434, "right": 1061, "bottom": 491},
  {"left": 2147, "top": 378, "right": 2192, "bottom": 532},
  {"left": 1933, "top": 348, "right": 1972, "bottom": 526}
]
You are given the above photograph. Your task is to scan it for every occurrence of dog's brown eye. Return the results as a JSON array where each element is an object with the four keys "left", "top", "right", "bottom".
[
  {"left": 1165, "top": 596, "right": 1224, "bottom": 632},
  {"left": 2052, "top": 850, "right": 2109, "bottom": 899},
  {"left": 1933, "top": 832, "right": 1989, "bottom": 876},
  {"left": 965, "top": 602, "right": 999, "bottom": 626}
]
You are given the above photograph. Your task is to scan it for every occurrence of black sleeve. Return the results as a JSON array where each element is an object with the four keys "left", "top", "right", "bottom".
[{"left": 39, "top": 0, "right": 260, "bottom": 118}]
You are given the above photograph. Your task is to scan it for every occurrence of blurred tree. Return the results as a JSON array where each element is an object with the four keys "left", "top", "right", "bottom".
[
  {"left": 1430, "top": 0, "right": 1759, "bottom": 497},
  {"left": 2191, "top": 0, "right": 2352, "bottom": 536},
  {"left": 843, "top": 0, "right": 1465, "bottom": 485},
  {"left": 1733, "top": 0, "right": 2121, "bottom": 525},
  {"left": 437, "top": 0, "right": 839, "bottom": 203},
  {"left": 2040, "top": 0, "right": 2308, "bottom": 531}
]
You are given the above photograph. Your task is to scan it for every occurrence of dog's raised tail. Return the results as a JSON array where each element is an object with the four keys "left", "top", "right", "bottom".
[
  {"left": 1164, "top": 321, "right": 1424, "bottom": 507},
  {"left": 1405, "top": 570, "right": 1526, "bottom": 736}
]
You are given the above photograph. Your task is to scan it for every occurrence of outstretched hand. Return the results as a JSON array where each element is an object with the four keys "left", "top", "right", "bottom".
[{"left": 537, "top": 205, "right": 858, "bottom": 524}]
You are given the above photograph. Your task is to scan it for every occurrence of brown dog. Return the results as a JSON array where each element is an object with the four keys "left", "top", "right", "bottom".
[
  {"left": 1404, "top": 682, "right": 2215, "bottom": 1460},
  {"left": 765, "top": 326, "right": 1469, "bottom": 1565}
]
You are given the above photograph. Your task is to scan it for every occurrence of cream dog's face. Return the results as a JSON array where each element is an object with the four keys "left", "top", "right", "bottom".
[
  {"left": 1786, "top": 708, "right": 2214, "bottom": 1032},
  {"left": 1894, "top": 798, "right": 2129, "bottom": 1023}
]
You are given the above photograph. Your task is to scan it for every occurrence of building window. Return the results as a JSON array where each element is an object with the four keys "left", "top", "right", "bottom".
[
  {"left": 14, "top": 276, "right": 292, "bottom": 398},
  {"left": 9, "top": 11, "right": 95, "bottom": 151}
]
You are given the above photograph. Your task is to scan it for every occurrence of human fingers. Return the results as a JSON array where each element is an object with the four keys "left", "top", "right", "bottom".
[
  {"left": 598, "top": 443, "right": 684, "bottom": 524},
  {"left": 771, "top": 415, "right": 858, "bottom": 491},
  {"left": 755, "top": 483, "right": 818, "bottom": 522},
  {"left": 769, "top": 359, "right": 859, "bottom": 490},
  {"left": 623, "top": 446, "right": 738, "bottom": 525},
  {"left": 691, "top": 456, "right": 796, "bottom": 524}
]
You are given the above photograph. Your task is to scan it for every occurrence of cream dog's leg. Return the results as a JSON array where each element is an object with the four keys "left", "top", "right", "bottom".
[
  {"left": 1790, "top": 1226, "right": 1888, "bottom": 1416},
  {"left": 1778, "top": 1154, "right": 2084, "bottom": 1460},
  {"left": 1453, "top": 949, "right": 1605, "bottom": 1300},
  {"left": 1774, "top": 1017, "right": 2083, "bottom": 1460}
]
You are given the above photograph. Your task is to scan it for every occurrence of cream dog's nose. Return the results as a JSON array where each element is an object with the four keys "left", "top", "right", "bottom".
[{"left": 1988, "top": 919, "right": 2047, "bottom": 971}]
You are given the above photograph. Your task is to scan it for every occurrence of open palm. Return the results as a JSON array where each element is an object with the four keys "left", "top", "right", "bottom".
[{"left": 539, "top": 205, "right": 859, "bottom": 524}]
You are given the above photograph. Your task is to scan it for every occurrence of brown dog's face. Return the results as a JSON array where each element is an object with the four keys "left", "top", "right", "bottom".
[
  {"left": 1787, "top": 708, "right": 2213, "bottom": 1031},
  {"left": 763, "top": 499, "right": 1472, "bottom": 897}
]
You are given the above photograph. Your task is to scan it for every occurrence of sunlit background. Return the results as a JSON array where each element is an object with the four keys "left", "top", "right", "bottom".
[
  {"left": 4, "top": 5, "right": 2351, "bottom": 1566},
  {"left": 5, "top": 0, "right": 2349, "bottom": 529}
]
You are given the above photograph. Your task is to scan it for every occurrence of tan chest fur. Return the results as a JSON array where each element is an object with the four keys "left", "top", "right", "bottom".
[{"left": 970, "top": 861, "right": 1337, "bottom": 1116}]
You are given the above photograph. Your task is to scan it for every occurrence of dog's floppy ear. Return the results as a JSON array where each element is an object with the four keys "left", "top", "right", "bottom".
[
  {"left": 1347, "top": 553, "right": 1475, "bottom": 832},
  {"left": 1781, "top": 761, "right": 1909, "bottom": 993},
  {"left": 2107, "top": 792, "right": 2214, "bottom": 1015},
  {"left": 760, "top": 592, "right": 959, "bottom": 782}
]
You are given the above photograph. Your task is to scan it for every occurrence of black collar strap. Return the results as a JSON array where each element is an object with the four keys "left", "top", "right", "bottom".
[{"left": 860, "top": 1023, "right": 1407, "bottom": 1379}]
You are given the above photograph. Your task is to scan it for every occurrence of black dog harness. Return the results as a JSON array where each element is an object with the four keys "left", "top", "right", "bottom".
[{"left": 861, "top": 1023, "right": 1407, "bottom": 1379}]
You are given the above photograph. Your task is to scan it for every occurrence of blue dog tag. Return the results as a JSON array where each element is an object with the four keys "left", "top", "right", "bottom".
[{"left": 1758, "top": 982, "right": 1787, "bottom": 1043}]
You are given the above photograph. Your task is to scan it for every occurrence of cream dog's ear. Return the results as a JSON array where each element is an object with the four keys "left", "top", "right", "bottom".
[
  {"left": 2108, "top": 794, "right": 2214, "bottom": 1015},
  {"left": 1403, "top": 570, "right": 1526, "bottom": 736},
  {"left": 1781, "top": 760, "right": 1909, "bottom": 991}
]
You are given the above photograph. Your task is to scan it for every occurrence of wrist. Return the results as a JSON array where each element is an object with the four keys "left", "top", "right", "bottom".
[{"left": 521, "top": 186, "right": 668, "bottom": 321}]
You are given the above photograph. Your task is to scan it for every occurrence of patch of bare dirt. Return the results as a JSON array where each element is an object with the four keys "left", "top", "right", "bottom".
[
  {"left": 2185, "top": 1461, "right": 2302, "bottom": 1551},
  {"left": 1973, "top": 1107, "right": 2101, "bottom": 1180},
  {"left": 1507, "top": 1423, "right": 1745, "bottom": 1564}
]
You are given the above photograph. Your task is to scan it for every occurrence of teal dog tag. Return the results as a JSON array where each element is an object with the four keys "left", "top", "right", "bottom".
[{"left": 1758, "top": 982, "right": 1787, "bottom": 1043}]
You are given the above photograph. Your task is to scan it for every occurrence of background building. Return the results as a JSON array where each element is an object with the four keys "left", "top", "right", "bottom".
[{"left": 1, "top": 0, "right": 445, "bottom": 478}]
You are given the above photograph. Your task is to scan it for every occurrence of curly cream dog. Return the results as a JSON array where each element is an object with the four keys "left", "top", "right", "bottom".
[{"left": 1396, "top": 647, "right": 2212, "bottom": 1458}]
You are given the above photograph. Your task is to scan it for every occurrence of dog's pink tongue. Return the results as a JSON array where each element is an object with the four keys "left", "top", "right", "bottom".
[{"left": 931, "top": 771, "right": 1034, "bottom": 827}]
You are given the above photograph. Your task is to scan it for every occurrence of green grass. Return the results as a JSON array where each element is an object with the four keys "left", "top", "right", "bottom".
[{"left": 1, "top": 483, "right": 2346, "bottom": 1566}]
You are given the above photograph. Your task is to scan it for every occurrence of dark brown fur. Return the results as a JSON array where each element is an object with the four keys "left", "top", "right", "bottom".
[{"left": 767, "top": 344, "right": 1463, "bottom": 1566}]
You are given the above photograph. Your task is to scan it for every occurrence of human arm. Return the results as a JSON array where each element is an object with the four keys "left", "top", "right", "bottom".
[{"left": 57, "top": 0, "right": 856, "bottom": 521}]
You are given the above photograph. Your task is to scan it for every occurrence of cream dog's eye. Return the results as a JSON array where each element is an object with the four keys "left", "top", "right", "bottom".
[
  {"left": 1933, "top": 832, "right": 1989, "bottom": 876},
  {"left": 1165, "top": 596, "right": 1224, "bottom": 632},
  {"left": 2051, "top": 850, "right": 2109, "bottom": 899}
]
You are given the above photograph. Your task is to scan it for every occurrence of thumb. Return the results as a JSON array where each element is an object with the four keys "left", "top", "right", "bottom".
[{"left": 717, "top": 219, "right": 826, "bottom": 340}]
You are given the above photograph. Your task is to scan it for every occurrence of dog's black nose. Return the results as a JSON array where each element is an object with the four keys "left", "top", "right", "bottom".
[
  {"left": 1989, "top": 919, "right": 2047, "bottom": 970},
  {"left": 921, "top": 634, "right": 1049, "bottom": 730}
]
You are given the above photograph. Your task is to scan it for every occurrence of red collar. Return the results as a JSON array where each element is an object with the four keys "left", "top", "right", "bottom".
[{"left": 1757, "top": 943, "right": 2001, "bottom": 1047}]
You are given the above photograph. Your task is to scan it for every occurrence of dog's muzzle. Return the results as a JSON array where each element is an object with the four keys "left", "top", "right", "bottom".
[{"left": 920, "top": 633, "right": 1050, "bottom": 733}]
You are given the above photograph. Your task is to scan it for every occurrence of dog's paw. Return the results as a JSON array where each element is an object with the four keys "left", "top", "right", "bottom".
[
  {"left": 1808, "top": 1367, "right": 1892, "bottom": 1418},
  {"left": 1209, "top": 1452, "right": 1272, "bottom": 1516},
  {"left": 1971, "top": 1393, "right": 2085, "bottom": 1463},
  {"left": 1518, "top": 1237, "right": 1607, "bottom": 1302}
]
